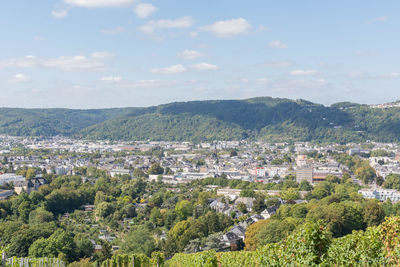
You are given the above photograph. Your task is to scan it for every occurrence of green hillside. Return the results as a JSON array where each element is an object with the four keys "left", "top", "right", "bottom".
[
  {"left": 0, "top": 107, "right": 139, "bottom": 136},
  {"left": 1, "top": 97, "right": 400, "bottom": 142}
]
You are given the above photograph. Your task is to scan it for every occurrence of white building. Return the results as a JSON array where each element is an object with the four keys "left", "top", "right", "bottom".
[
  {"left": 0, "top": 173, "right": 25, "bottom": 185},
  {"left": 110, "top": 169, "right": 132, "bottom": 178},
  {"left": 358, "top": 189, "right": 400, "bottom": 202}
]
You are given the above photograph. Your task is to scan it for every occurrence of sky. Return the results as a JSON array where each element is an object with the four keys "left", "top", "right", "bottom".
[{"left": 0, "top": 0, "right": 399, "bottom": 108}]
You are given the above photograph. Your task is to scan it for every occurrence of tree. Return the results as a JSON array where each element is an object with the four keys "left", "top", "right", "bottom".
[
  {"left": 121, "top": 179, "right": 146, "bottom": 199},
  {"left": 299, "top": 180, "right": 313, "bottom": 191},
  {"left": 148, "top": 164, "right": 164, "bottom": 175},
  {"left": 239, "top": 189, "right": 255, "bottom": 198},
  {"left": 363, "top": 200, "right": 385, "bottom": 227},
  {"left": 280, "top": 188, "right": 300, "bottom": 201},
  {"left": 149, "top": 193, "right": 163, "bottom": 208},
  {"left": 122, "top": 204, "right": 137, "bottom": 218},
  {"left": 165, "top": 167, "right": 174, "bottom": 175},
  {"left": 325, "top": 175, "right": 341, "bottom": 184},
  {"left": 165, "top": 219, "right": 200, "bottom": 255},
  {"left": 307, "top": 202, "right": 364, "bottom": 237},
  {"left": 355, "top": 165, "right": 376, "bottom": 184},
  {"left": 26, "top": 168, "right": 36, "bottom": 179},
  {"left": 311, "top": 183, "right": 332, "bottom": 199},
  {"left": 29, "top": 207, "right": 53, "bottom": 224},
  {"left": 175, "top": 200, "right": 193, "bottom": 220},
  {"left": 291, "top": 204, "right": 308, "bottom": 218},
  {"left": 120, "top": 226, "right": 156, "bottom": 256},
  {"left": 383, "top": 174, "right": 400, "bottom": 190},
  {"left": 244, "top": 219, "right": 269, "bottom": 250},
  {"left": 93, "top": 240, "right": 112, "bottom": 263},
  {"left": 376, "top": 176, "right": 384, "bottom": 186},
  {"left": 279, "top": 221, "right": 331, "bottom": 266},
  {"left": 197, "top": 191, "right": 213, "bottom": 206},
  {"left": 95, "top": 202, "right": 114, "bottom": 219},
  {"left": 74, "top": 235, "right": 94, "bottom": 259},
  {"left": 234, "top": 202, "right": 247, "bottom": 214},
  {"left": 261, "top": 218, "right": 298, "bottom": 246},
  {"left": 133, "top": 168, "right": 147, "bottom": 178},
  {"left": 29, "top": 229, "right": 77, "bottom": 263},
  {"left": 253, "top": 197, "right": 267, "bottom": 213},
  {"left": 7, "top": 224, "right": 55, "bottom": 257},
  {"left": 150, "top": 207, "right": 164, "bottom": 227},
  {"left": 265, "top": 197, "right": 281, "bottom": 208}
]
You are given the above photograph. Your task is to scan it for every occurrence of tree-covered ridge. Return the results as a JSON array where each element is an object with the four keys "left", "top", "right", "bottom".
[
  {"left": 0, "top": 107, "right": 139, "bottom": 137},
  {"left": 2, "top": 96, "right": 400, "bottom": 142}
]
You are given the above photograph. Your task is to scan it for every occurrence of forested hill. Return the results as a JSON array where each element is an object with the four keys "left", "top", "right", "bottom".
[{"left": 1, "top": 97, "right": 400, "bottom": 143}]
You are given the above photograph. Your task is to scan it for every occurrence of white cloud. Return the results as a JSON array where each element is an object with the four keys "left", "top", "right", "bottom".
[
  {"left": 119, "top": 80, "right": 173, "bottom": 88},
  {"left": 178, "top": 49, "right": 205, "bottom": 60},
  {"left": 8, "top": 74, "right": 30, "bottom": 83},
  {"left": 381, "top": 72, "right": 400, "bottom": 78},
  {"left": 101, "top": 76, "right": 122, "bottom": 82},
  {"left": 101, "top": 27, "right": 125, "bottom": 34},
  {"left": 349, "top": 72, "right": 400, "bottom": 79},
  {"left": 257, "top": 25, "right": 269, "bottom": 32},
  {"left": 354, "top": 50, "right": 376, "bottom": 56},
  {"left": 290, "top": 70, "right": 318, "bottom": 76},
  {"left": 268, "top": 40, "right": 287, "bottom": 49},
  {"left": 349, "top": 71, "right": 367, "bottom": 78},
  {"left": 190, "top": 63, "right": 218, "bottom": 71},
  {"left": 134, "top": 3, "right": 157, "bottom": 18},
  {"left": 91, "top": 51, "right": 114, "bottom": 59},
  {"left": 268, "top": 79, "right": 330, "bottom": 92},
  {"left": 52, "top": 10, "right": 68, "bottom": 19},
  {"left": 200, "top": 18, "right": 251, "bottom": 38},
  {"left": 151, "top": 64, "right": 187, "bottom": 74},
  {"left": 258, "top": 61, "right": 293, "bottom": 68},
  {"left": 189, "top": 31, "right": 198, "bottom": 38},
  {"left": 138, "top": 16, "right": 194, "bottom": 35},
  {"left": 370, "top": 16, "right": 388, "bottom": 23},
  {"left": 64, "top": 0, "right": 135, "bottom": 8},
  {"left": 256, "top": 78, "right": 268, "bottom": 84},
  {"left": 0, "top": 53, "right": 111, "bottom": 71}
]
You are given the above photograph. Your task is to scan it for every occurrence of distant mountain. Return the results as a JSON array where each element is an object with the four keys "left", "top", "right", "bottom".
[{"left": 2, "top": 97, "right": 400, "bottom": 143}]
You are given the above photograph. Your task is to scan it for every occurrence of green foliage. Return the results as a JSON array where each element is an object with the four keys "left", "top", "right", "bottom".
[
  {"left": 166, "top": 250, "right": 218, "bottom": 267},
  {"left": 0, "top": 107, "right": 137, "bottom": 136},
  {"left": 217, "top": 251, "right": 259, "bottom": 267},
  {"left": 280, "top": 188, "right": 300, "bottom": 201},
  {"left": 100, "top": 253, "right": 164, "bottom": 267},
  {"left": 324, "top": 227, "right": 385, "bottom": 266},
  {"left": 28, "top": 207, "right": 53, "bottom": 225},
  {"left": 28, "top": 229, "right": 77, "bottom": 262},
  {"left": 169, "top": 217, "right": 400, "bottom": 266},
  {"left": 239, "top": 189, "right": 255, "bottom": 197},
  {"left": 5, "top": 97, "right": 400, "bottom": 142},
  {"left": 355, "top": 163, "right": 376, "bottom": 184},
  {"left": 120, "top": 226, "right": 156, "bottom": 256},
  {"left": 165, "top": 211, "right": 232, "bottom": 256},
  {"left": 148, "top": 164, "right": 164, "bottom": 175},
  {"left": 174, "top": 200, "right": 193, "bottom": 220},
  {"left": 383, "top": 173, "right": 400, "bottom": 190}
]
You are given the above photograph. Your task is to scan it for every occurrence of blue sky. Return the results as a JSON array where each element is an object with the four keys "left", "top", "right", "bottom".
[{"left": 0, "top": 0, "right": 399, "bottom": 108}]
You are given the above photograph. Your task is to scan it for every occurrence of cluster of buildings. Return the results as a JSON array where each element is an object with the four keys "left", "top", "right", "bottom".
[
  {"left": 3, "top": 135, "right": 400, "bottom": 201},
  {"left": 358, "top": 188, "right": 400, "bottom": 202},
  {"left": 0, "top": 173, "right": 46, "bottom": 197}
]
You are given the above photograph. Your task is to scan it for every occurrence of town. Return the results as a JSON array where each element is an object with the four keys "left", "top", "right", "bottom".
[{"left": 1, "top": 134, "right": 400, "bottom": 265}]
